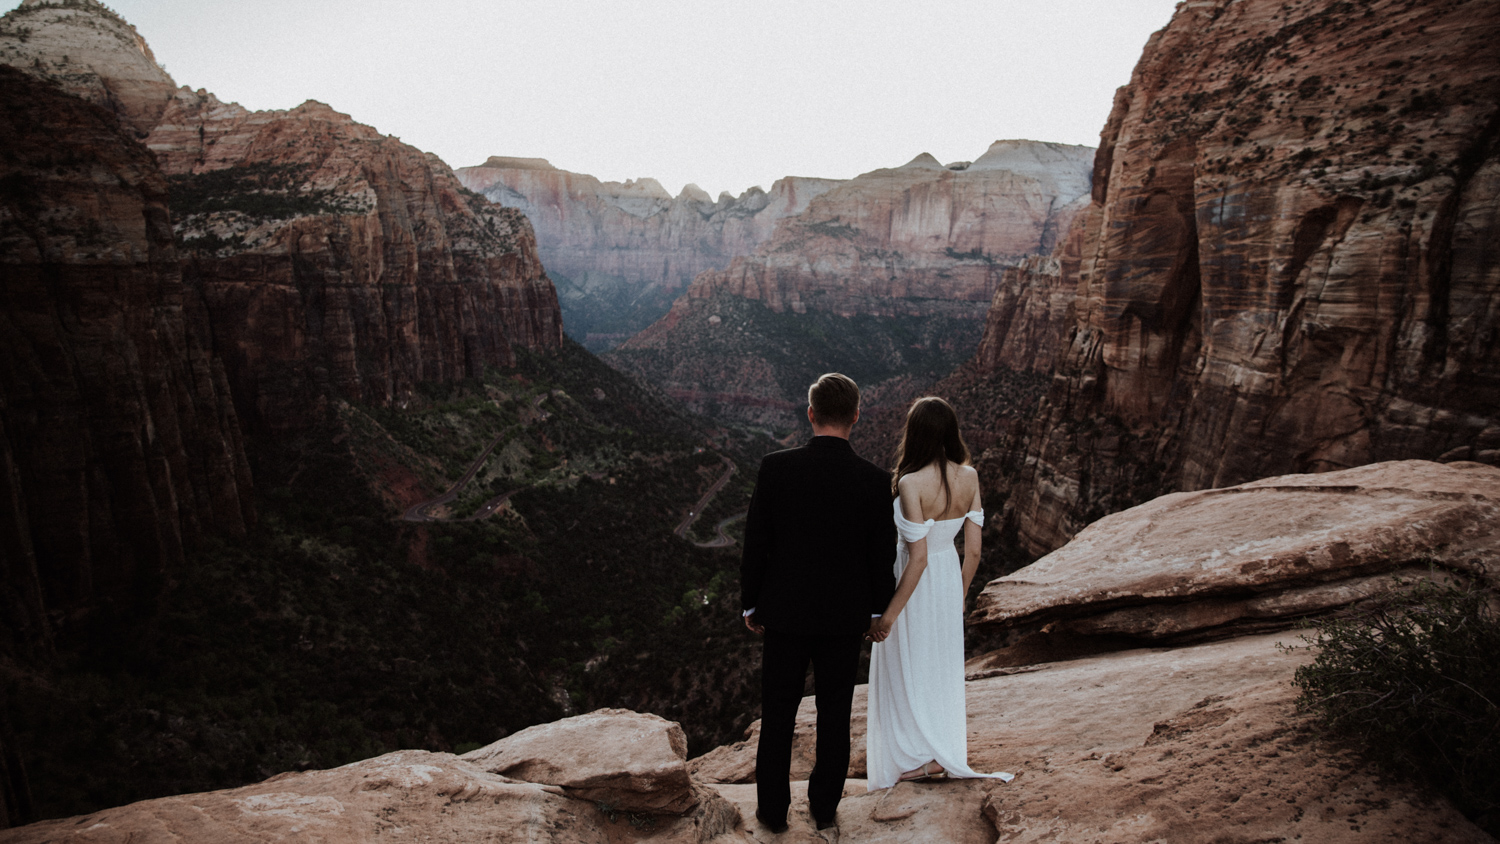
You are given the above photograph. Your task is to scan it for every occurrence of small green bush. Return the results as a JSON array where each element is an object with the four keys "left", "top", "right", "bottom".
[{"left": 1290, "top": 576, "right": 1500, "bottom": 834}]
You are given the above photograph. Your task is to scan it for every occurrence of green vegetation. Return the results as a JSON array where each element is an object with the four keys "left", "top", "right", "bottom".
[
  {"left": 6, "top": 340, "right": 780, "bottom": 822},
  {"left": 802, "top": 219, "right": 861, "bottom": 241},
  {"left": 168, "top": 162, "right": 366, "bottom": 223},
  {"left": 944, "top": 246, "right": 995, "bottom": 263},
  {"left": 167, "top": 162, "right": 370, "bottom": 254},
  {"left": 605, "top": 295, "right": 987, "bottom": 437},
  {"left": 1288, "top": 576, "right": 1500, "bottom": 835}
]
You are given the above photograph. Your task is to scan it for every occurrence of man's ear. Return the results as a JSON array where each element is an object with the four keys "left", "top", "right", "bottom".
[
  {"left": 807, "top": 405, "right": 817, "bottom": 427},
  {"left": 851, "top": 407, "right": 860, "bottom": 427}
]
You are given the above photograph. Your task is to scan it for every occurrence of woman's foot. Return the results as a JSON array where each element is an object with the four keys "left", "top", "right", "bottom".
[{"left": 898, "top": 761, "right": 946, "bottom": 782}]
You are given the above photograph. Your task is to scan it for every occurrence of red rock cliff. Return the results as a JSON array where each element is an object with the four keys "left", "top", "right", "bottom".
[
  {"left": 997, "top": 0, "right": 1500, "bottom": 555},
  {"left": 147, "top": 92, "right": 564, "bottom": 430},
  {"left": 603, "top": 142, "right": 1094, "bottom": 431},
  {"left": 457, "top": 158, "right": 839, "bottom": 350},
  {"left": 457, "top": 157, "right": 838, "bottom": 294},
  {"left": 0, "top": 67, "right": 253, "bottom": 649},
  {"left": 679, "top": 141, "right": 1095, "bottom": 319}
]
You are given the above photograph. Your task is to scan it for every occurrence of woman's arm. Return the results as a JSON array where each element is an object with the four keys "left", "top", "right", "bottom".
[
  {"left": 961, "top": 473, "right": 983, "bottom": 597},
  {"left": 873, "top": 479, "right": 929, "bottom": 638}
]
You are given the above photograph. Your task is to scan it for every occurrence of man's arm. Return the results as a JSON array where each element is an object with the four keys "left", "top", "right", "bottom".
[
  {"left": 866, "top": 477, "right": 897, "bottom": 616},
  {"left": 740, "top": 461, "right": 774, "bottom": 627}
]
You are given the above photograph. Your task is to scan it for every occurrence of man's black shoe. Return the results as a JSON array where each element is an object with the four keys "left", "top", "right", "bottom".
[
  {"left": 755, "top": 810, "right": 789, "bottom": 833},
  {"left": 815, "top": 815, "right": 838, "bottom": 831}
]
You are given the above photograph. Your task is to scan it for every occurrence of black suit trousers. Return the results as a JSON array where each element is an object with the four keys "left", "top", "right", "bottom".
[{"left": 755, "top": 628, "right": 863, "bottom": 824}]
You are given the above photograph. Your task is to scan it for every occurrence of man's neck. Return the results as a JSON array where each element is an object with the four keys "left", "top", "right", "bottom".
[{"left": 810, "top": 426, "right": 852, "bottom": 440}]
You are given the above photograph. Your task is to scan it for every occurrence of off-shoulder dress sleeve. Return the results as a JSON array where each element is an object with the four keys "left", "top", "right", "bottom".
[{"left": 892, "top": 499, "right": 934, "bottom": 543}]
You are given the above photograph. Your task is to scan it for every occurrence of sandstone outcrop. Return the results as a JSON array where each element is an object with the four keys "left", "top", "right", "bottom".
[
  {"left": 462, "top": 708, "right": 698, "bottom": 814},
  {"left": 606, "top": 141, "right": 1095, "bottom": 430},
  {"left": 0, "top": 0, "right": 176, "bottom": 138},
  {"left": 995, "top": 0, "right": 1500, "bottom": 555},
  {"left": 969, "top": 460, "right": 1500, "bottom": 658},
  {"left": 8, "top": 638, "right": 1483, "bottom": 842},
  {"left": 0, "top": 66, "right": 253, "bottom": 649},
  {"left": 458, "top": 157, "right": 838, "bottom": 350},
  {"left": 669, "top": 632, "right": 1489, "bottom": 843},
  {"left": 692, "top": 462, "right": 1498, "bottom": 840},
  {"left": 0, "top": 746, "right": 745, "bottom": 844},
  {"left": 142, "top": 91, "right": 563, "bottom": 430}
]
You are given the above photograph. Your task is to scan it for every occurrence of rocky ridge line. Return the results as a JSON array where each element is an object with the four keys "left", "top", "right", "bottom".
[{"left": 457, "top": 157, "right": 839, "bottom": 350}]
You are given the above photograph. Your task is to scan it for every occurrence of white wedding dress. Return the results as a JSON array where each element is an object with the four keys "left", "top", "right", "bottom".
[{"left": 866, "top": 500, "right": 1014, "bottom": 790}]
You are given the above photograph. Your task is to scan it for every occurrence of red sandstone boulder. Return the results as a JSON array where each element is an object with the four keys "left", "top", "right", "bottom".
[
  {"left": 0, "top": 748, "right": 744, "bottom": 844},
  {"left": 463, "top": 708, "right": 700, "bottom": 815}
]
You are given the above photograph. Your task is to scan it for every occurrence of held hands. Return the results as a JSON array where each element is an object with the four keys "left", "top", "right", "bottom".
[{"left": 864, "top": 614, "right": 894, "bottom": 643}]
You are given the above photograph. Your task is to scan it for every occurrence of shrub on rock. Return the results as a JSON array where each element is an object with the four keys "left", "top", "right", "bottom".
[{"left": 1290, "top": 577, "right": 1500, "bottom": 835}]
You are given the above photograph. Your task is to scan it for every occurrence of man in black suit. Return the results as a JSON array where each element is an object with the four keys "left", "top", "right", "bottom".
[{"left": 741, "top": 373, "right": 897, "bottom": 832}]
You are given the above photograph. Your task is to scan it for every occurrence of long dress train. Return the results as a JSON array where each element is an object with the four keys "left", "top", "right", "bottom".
[{"left": 866, "top": 501, "right": 1014, "bottom": 790}]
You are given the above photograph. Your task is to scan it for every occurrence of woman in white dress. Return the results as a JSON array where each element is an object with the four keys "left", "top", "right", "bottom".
[{"left": 865, "top": 397, "right": 1014, "bottom": 789}]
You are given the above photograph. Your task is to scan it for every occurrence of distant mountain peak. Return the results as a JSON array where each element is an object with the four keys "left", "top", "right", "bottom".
[
  {"left": 480, "top": 156, "right": 558, "bottom": 171},
  {"left": 0, "top": 0, "right": 177, "bottom": 136},
  {"left": 678, "top": 183, "right": 712, "bottom": 203},
  {"left": 897, "top": 152, "right": 945, "bottom": 170}
]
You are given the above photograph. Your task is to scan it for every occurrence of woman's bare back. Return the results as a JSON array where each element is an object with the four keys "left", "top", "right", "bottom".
[{"left": 898, "top": 461, "right": 981, "bottom": 523}]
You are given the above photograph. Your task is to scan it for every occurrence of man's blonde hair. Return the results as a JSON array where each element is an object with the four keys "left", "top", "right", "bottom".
[{"left": 808, "top": 373, "right": 860, "bottom": 427}]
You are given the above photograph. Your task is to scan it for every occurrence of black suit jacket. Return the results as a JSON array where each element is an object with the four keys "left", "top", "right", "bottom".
[{"left": 740, "top": 436, "right": 897, "bottom": 636}]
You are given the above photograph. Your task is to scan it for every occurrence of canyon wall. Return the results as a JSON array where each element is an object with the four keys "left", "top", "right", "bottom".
[
  {"left": 680, "top": 140, "right": 1094, "bottom": 318},
  {"left": 0, "top": 0, "right": 176, "bottom": 138},
  {"left": 606, "top": 141, "right": 1095, "bottom": 431},
  {"left": 0, "top": 0, "right": 567, "bottom": 640},
  {"left": 457, "top": 157, "right": 838, "bottom": 350},
  {"left": 3, "top": 1, "right": 564, "bottom": 434},
  {"left": 993, "top": 0, "right": 1500, "bottom": 555},
  {"left": 0, "top": 66, "right": 253, "bottom": 650},
  {"left": 146, "top": 93, "right": 563, "bottom": 430}
]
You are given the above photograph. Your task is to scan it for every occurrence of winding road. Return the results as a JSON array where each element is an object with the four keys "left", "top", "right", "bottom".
[
  {"left": 674, "top": 455, "right": 747, "bottom": 548},
  {"left": 401, "top": 394, "right": 547, "bottom": 523}
]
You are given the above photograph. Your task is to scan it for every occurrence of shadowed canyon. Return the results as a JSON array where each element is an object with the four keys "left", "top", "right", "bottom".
[{"left": 1, "top": 0, "right": 1498, "bottom": 840}]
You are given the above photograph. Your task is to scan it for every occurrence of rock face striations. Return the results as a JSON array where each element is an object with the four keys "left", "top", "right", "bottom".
[
  {"left": 0, "top": 66, "right": 253, "bottom": 651},
  {"left": 606, "top": 141, "right": 1095, "bottom": 431},
  {"left": 457, "top": 156, "right": 838, "bottom": 351},
  {"left": 996, "top": 0, "right": 1500, "bottom": 555},
  {"left": 0, "top": 0, "right": 566, "bottom": 646},
  {"left": 0, "top": 0, "right": 177, "bottom": 138},
  {"left": 683, "top": 140, "right": 1094, "bottom": 318},
  {"left": 146, "top": 94, "right": 563, "bottom": 431}
]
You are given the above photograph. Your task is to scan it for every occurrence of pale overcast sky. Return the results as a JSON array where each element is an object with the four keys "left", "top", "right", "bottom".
[{"left": 61, "top": 0, "right": 1181, "bottom": 197}]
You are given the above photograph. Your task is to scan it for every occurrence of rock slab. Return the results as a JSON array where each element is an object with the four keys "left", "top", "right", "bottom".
[{"left": 971, "top": 460, "right": 1500, "bottom": 645}]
